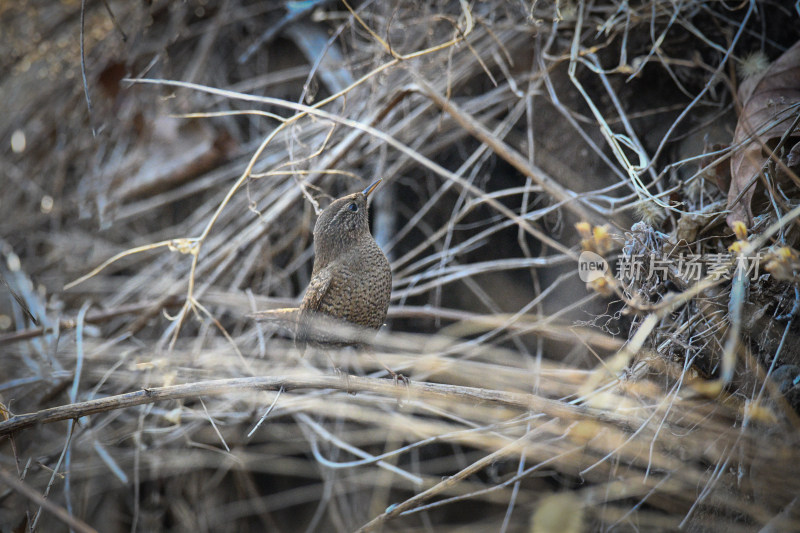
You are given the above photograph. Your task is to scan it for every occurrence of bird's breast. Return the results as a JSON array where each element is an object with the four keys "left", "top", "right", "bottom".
[{"left": 319, "top": 244, "right": 391, "bottom": 329}]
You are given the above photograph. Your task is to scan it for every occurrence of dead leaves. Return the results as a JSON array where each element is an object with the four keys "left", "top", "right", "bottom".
[{"left": 727, "top": 41, "right": 800, "bottom": 229}]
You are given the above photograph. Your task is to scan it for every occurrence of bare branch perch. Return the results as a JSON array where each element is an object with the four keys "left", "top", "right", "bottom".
[{"left": 0, "top": 374, "right": 627, "bottom": 438}]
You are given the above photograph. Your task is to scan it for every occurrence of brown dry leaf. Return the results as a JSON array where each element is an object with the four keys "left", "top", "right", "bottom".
[
  {"left": 786, "top": 139, "right": 800, "bottom": 170},
  {"left": 112, "top": 115, "right": 232, "bottom": 203},
  {"left": 727, "top": 41, "right": 800, "bottom": 229},
  {"left": 79, "top": 113, "right": 234, "bottom": 225}
]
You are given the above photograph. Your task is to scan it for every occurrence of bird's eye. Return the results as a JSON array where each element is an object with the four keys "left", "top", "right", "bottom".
[{"left": 347, "top": 203, "right": 358, "bottom": 212}]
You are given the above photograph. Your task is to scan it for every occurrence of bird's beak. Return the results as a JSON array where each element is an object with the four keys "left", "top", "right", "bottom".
[{"left": 362, "top": 179, "right": 382, "bottom": 197}]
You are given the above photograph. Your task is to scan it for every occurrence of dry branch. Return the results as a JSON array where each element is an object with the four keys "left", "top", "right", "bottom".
[{"left": 0, "top": 374, "right": 625, "bottom": 438}]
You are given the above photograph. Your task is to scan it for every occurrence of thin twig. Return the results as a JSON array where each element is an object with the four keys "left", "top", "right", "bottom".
[{"left": 0, "top": 469, "right": 97, "bottom": 533}]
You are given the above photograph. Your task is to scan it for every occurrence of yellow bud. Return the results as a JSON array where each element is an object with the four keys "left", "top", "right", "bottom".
[
  {"left": 575, "top": 222, "right": 592, "bottom": 239},
  {"left": 732, "top": 220, "right": 748, "bottom": 241},
  {"left": 728, "top": 241, "right": 744, "bottom": 253},
  {"left": 593, "top": 225, "right": 613, "bottom": 254},
  {"left": 588, "top": 276, "right": 614, "bottom": 296}
]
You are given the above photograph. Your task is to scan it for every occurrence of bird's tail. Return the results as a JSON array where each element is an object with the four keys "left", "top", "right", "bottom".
[{"left": 248, "top": 307, "right": 300, "bottom": 329}]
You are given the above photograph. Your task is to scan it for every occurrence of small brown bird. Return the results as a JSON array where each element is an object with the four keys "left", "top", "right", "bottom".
[{"left": 254, "top": 179, "right": 392, "bottom": 359}]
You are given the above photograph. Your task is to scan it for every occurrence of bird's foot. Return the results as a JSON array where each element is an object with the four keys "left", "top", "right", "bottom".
[
  {"left": 334, "top": 366, "right": 356, "bottom": 395},
  {"left": 388, "top": 370, "right": 410, "bottom": 407},
  {"left": 389, "top": 370, "right": 409, "bottom": 387}
]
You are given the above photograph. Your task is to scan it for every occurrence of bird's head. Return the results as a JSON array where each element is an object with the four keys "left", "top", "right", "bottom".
[{"left": 312, "top": 179, "right": 381, "bottom": 261}]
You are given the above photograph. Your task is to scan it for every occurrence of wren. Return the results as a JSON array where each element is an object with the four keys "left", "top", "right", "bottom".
[
  {"left": 254, "top": 180, "right": 391, "bottom": 356},
  {"left": 296, "top": 178, "right": 391, "bottom": 353}
]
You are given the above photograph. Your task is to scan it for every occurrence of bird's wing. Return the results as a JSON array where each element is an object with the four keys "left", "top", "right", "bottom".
[{"left": 296, "top": 267, "right": 333, "bottom": 355}]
